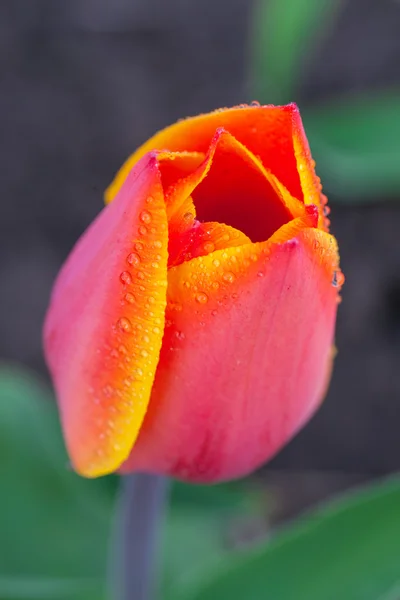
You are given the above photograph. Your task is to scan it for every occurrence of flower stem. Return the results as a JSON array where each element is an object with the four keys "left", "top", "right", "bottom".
[{"left": 112, "top": 473, "right": 168, "bottom": 600}]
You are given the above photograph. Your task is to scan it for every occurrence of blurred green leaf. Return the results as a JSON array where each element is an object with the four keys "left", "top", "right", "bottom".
[
  {"left": 0, "top": 365, "right": 268, "bottom": 600},
  {"left": 174, "top": 476, "right": 400, "bottom": 600},
  {"left": 252, "top": 0, "right": 342, "bottom": 104},
  {"left": 0, "top": 364, "right": 115, "bottom": 599},
  {"left": 304, "top": 90, "right": 400, "bottom": 199},
  {"left": 164, "top": 482, "right": 268, "bottom": 598}
]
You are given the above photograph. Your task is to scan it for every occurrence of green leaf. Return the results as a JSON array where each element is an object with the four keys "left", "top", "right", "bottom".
[
  {"left": 303, "top": 90, "right": 400, "bottom": 199},
  {"left": 174, "top": 476, "right": 400, "bottom": 600},
  {"left": 251, "top": 0, "right": 342, "bottom": 104},
  {"left": 0, "top": 365, "right": 115, "bottom": 599},
  {"left": 163, "top": 482, "right": 268, "bottom": 598}
]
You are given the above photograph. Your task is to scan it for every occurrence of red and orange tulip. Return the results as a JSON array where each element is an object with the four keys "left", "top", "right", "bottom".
[{"left": 44, "top": 103, "right": 343, "bottom": 482}]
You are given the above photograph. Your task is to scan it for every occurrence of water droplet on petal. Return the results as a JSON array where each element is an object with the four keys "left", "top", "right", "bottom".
[
  {"left": 134, "top": 242, "right": 144, "bottom": 252},
  {"left": 124, "top": 292, "right": 135, "bottom": 304},
  {"left": 183, "top": 212, "right": 194, "bottom": 222},
  {"left": 332, "top": 270, "right": 345, "bottom": 289},
  {"left": 120, "top": 271, "right": 132, "bottom": 285},
  {"left": 137, "top": 271, "right": 145, "bottom": 280},
  {"left": 212, "top": 259, "right": 220, "bottom": 268},
  {"left": 222, "top": 271, "right": 235, "bottom": 283},
  {"left": 196, "top": 292, "right": 209, "bottom": 304},
  {"left": 203, "top": 241, "right": 215, "bottom": 253},
  {"left": 127, "top": 252, "right": 141, "bottom": 266},
  {"left": 323, "top": 205, "right": 331, "bottom": 217},
  {"left": 140, "top": 210, "right": 152, "bottom": 224},
  {"left": 117, "top": 317, "right": 132, "bottom": 333},
  {"left": 139, "top": 225, "right": 147, "bottom": 235},
  {"left": 146, "top": 195, "right": 154, "bottom": 204}
]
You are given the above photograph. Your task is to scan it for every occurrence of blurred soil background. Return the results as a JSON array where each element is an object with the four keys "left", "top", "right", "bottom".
[{"left": 1, "top": 0, "right": 400, "bottom": 516}]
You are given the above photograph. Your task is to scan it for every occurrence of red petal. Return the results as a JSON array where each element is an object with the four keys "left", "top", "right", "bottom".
[
  {"left": 121, "top": 228, "right": 340, "bottom": 482},
  {"left": 106, "top": 104, "right": 325, "bottom": 225}
]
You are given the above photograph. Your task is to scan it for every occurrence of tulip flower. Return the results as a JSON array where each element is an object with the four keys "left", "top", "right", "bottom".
[{"left": 44, "top": 103, "right": 343, "bottom": 483}]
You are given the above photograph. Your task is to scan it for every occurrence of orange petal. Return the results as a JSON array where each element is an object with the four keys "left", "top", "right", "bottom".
[
  {"left": 121, "top": 227, "right": 340, "bottom": 481},
  {"left": 43, "top": 155, "right": 169, "bottom": 477},
  {"left": 105, "top": 103, "right": 325, "bottom": 225}
]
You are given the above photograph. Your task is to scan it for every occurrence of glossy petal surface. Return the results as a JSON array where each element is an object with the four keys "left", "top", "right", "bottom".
[
  {"left": 44, "top": 155, "right": 169, "bottom": 476},
  {"left": 122, "top": 229, "right": 339, "bottom": 482},
  {"left": 44, "top": 102, "right": 341, "bottom": 482},
  {"left": 105, "top": 104, "right": 325, "bottom": 225}
]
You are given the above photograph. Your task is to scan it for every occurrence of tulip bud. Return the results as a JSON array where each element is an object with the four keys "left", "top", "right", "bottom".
[{"left": 44, "top": 103, "right": 342, "bottom": 482}]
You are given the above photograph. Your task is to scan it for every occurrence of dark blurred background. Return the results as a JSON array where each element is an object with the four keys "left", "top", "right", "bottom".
[{"left": 1, "top": 0, "right": 400, "bottom": 485}]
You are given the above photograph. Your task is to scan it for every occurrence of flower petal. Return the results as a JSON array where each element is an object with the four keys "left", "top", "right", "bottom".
[
  {"left": 43, "top": 155, "right": 169, "bottom": 477},
  {"left": 105, "top": 104, "right": 324, "bottom": 225},
  {"left": 121, "top": 228, "right": 339, "bottom": 482}
]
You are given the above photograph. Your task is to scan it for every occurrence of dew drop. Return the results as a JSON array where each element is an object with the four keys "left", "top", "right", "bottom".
[
  {"left": 124, "top": 292, "right": 135, "bottom": 304},
  {"left": 127, "top": 252, "right": 141, "bottom": 266},
  {"left": 120, "top": 271, "right": 132, "bottom": 285},
  {"left": 117, "top": 317, "right": 132, "bottom": 333},
  {"left": 323, "top": 205, "right": 331, "bottom": 217},
  {"left": 153, "top": 240, "right": 162, "bottom": 249},
  {"left": 211, "top": 309, "right": 218, "bottom": 316},
  {"left": 175, "top": 331, "right": 185, "bottom": 340},
  {"left": 146, "top": 195, "right": 154, "bottom": 204},
  {"left": 203, "top": 241, "right": 215, "bottom": 253},
  {"left": 212, "top": 281, "right": 220, "bottom": 290},
  {"left": 147, "top": 296, "right": 155, "bottom": 304},
  {"left": 212, "top": 259, "right": 220, "bottom": 268},
  {"left": 137, "top": 271, "right": 145, "bottom": 280},
  {"left": 134, "top": 241, "right": 144, "bottom": 252},
  {"left": 140, "top": 210, "right": 152, "bottom": 224},
  {"left": 257, "top": 271, "right": 264, "bottom": 277},
  {"left": 196, "top": 292, "right": 209, "bottom": 304},
  {"left": 153, "top": 326, "right": 161, "bottom": 334},
  {"left": 151, "top": 262, "right": 159, "bottom": 269},
  {"left": 136, "top": 368, "right": 144, "bottom": 377},
  {"left": 222, "top": 271, "right": 235, "bottom": 283},
  {"left": 139, "top": 225, "right": 147, "bottom": 236},
  {"left": 141, "top": 349, "right": 149, "bottom": 358},
  {"left": 183, "top": 212, "right": 194, "bottom": 222},
  {"left": 250, "top": 100, "right": 260, "bottom": 107},
  {"left": 332, "top": 270, "right": 345, "bottom": 289},
  {"left": 118, "top": 344, "right": 128, "bottom": 354},
  {"left": 102, "top": 385, "right": 114, "bottom": 397},
  {"left": 142, "top": 334, "right": 150, "bottom": 344}
]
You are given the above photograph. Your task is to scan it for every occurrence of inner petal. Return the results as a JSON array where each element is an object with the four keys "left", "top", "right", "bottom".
[{"left": 191, "top": 131, "right": 293, "bottom": 243}]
